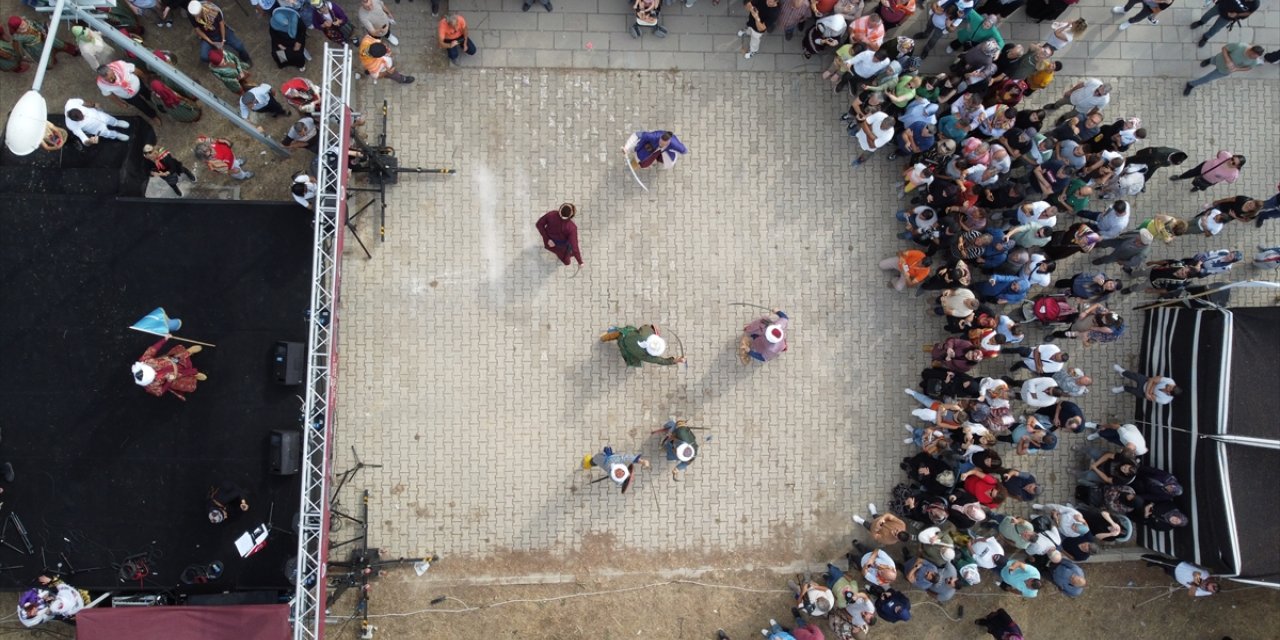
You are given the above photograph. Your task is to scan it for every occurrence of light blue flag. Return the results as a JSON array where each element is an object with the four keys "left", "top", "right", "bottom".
[{"left": 130, "top": 307, "right": 182, "bottom": 337}]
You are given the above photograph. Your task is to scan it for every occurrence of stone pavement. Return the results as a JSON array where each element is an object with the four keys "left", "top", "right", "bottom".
[
  {"left": 382, "top": 0, "right": 1279, "bottom": 78},
  {"left": 332, "top": 67, "right": 1280, "bottom": 580}
]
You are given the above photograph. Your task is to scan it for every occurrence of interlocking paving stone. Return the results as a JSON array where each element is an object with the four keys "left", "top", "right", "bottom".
[
  {"left": 335, "top": 70, "right": 1280, "bottom": 574},
  {"left": 380, "top": 0, "right": 1279, "bottom": 76}
]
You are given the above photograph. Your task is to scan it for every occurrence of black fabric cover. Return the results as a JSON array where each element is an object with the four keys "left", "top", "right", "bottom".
[{"left": 1139, "top": 306, "right": 1280, "bottom": 584}]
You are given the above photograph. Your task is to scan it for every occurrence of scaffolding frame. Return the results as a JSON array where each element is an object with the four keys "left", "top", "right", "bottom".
[{"left": 292, "top": 43, "right": 353, "bottom": 640}]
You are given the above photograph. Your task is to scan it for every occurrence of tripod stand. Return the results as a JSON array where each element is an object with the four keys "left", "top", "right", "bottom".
[
  {"left": 332, "top": 445, "right": 381, "bottom": 505},
  {"left": 330, "top": 446, "right": 380, "bottom": 535},
  {"left": 347, "top": 99, "right": 455, "bottom": 249}
]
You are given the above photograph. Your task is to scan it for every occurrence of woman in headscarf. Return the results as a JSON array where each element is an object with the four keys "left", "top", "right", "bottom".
[
  {"left": 269, "top": 5, "right": 309, "bottom": 70},
  {"left": 313, "top": 0, "right": 355, "bottom": 46},
  {"left": 70, "top": 26, "right": 114, "bottom": 71},
  {"left": 207, "top": 48, "right": 251, "bottom": 94}
]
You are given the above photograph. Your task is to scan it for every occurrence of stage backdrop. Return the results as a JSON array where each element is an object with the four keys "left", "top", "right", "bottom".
[{"left": 76, "top": 604, "right": 290, "bottom": 640}]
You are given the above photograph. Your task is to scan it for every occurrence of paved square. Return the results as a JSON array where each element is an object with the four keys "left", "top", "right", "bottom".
[{"left": 333, "top": 69, "right": 1280, "bottom": 579}]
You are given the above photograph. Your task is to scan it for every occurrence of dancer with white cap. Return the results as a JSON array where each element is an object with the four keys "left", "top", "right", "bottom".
[
  {"left": 738, "top": 308, "right": 789, "bottom": 365},
  {"left": 653, "top": 419, "right": 699, "bottom": 481},
  {"left": 583, "top": 446, "right": 650, "bottom": 493},
  {"left": 599, "top": 324, "right": 684, "bottom": 367}
]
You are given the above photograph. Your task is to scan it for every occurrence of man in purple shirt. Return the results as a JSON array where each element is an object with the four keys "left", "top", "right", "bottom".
[{"left": 625, "top": 130, "right": 688, "bottom": 170}]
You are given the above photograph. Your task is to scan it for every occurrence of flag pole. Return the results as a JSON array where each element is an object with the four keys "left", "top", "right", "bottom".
[{"left": 127, "top": 327, "right": 218, "bottom": 347}]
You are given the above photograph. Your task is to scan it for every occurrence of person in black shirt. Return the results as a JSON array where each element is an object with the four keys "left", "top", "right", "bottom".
[
  {"left": 142, "top": 144, "right": 198, "bottom": 196},
  {"left": 736, "top": 0, "right": 780, "bottom": 59},
  {"left": 1125, "top": 145, "right": 1187, "bottom": 181},
  {"left": 1191, "top": 0, "right": 1260, "bottom": 47}
]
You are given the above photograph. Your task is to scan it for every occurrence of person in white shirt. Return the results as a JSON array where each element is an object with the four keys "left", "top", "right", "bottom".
[
  {"left": 852, "top": 112, "right": 895, "bottom": 166},
  {"left": 1019, "top": 377, "right": 1061, "bottom": 408},
  {"left": 1111, "top": 364, "right": 1178, "bottom": 404},
  {"left": 1016, "top": 200, "right": 1057, "bottom": 228},
  {"left": 857, "top": 546, "right": 899, "bottom": 588},
  {"left": 995, "top": 315, "right": 1024, "bottom": 346},
  {"left": 1046, "top": 78, "right": 1112, "bottom": 116},
  {"left": 1196, "top": 208, "right": 1228, "bottom": 236},
  {"left": 849, "top": 48, "right": 891, "bottom": 83},
  {"left": 1010, "top": 343, "right": 1067, "bottom": 374},
  {"left": 1141, "top": 556, "right": 1219, "bottom": 597},
  {"left": 63, "top": 98, "right": 130, "bottom": 144},
  {"left": 967, "top": 535, "right": 1005, "bottom": 569},
  {"left": 914, "top": 0, "right": 963, "bottom": 58},
  {"left": 1193, "top": 249, "right": 1242, "bottom": 275},
  {"left": 1032, "top": 503, "right": 1091, "bottom": 538},
  {"left": 1080, "top": 200, "right": 1131, "bottom": 239},
  {"left": 1084, "top": 421, "right": 1148, "bottom": 455},
  {"left": 94, "top": 60, "right": 160, "bottom": 123},
  {"left": 238, "top": 83, "right": 290, "bottom": 120},
  {"left": 290, "top": 173, "right": 318, "bottom": 208}
]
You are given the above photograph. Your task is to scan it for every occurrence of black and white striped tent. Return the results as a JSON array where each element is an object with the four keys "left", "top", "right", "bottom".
[{"left": 1138, "top": 304, "right": 1280, "bottom": 587}]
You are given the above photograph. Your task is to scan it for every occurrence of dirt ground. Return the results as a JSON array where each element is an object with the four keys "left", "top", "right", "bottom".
[{"left": 328, "top": 560, "right": 1280, "bottom": 640}]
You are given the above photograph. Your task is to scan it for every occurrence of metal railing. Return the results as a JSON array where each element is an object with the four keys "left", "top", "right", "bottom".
[{"left": 293, "top": 43, "right": 353, "bottom": 640}]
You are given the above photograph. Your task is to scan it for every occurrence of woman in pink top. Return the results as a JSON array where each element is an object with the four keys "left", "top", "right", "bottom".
[{"left": 1170, "top": 150, "right": 1245, "bottom": 192}]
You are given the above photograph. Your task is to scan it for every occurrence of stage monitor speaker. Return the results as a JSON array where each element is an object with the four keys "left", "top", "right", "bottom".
[
  {"left": 269, "top": 429, "right": 302, "bottom": 476},
  {"left": 272, "top": 341, "right": 305, "bottom": 386}
]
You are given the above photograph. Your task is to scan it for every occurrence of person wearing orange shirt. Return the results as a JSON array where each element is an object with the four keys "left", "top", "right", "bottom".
[
  {"left": 880, "top": 248, "right": 931, "bottom": 291},
  {"left": 358, "top": 36, "right": 414, "bottom": 83},
  {"left": 847, "top": 14, "right": 885, "bottom": 50},
  {"left": 437, "top": 13, "right": 476, "bottom": 64}
]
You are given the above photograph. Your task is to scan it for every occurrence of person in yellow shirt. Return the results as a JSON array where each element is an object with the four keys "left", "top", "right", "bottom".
[
  {"left": 438, "top": 13, "right": 477, "bottom": 65},
  {"left": 1027, "top": 59, "right": 1062, "bottom": 95},
  {"left": 357, "top": 35, "right": 414, "bottom": 83}
]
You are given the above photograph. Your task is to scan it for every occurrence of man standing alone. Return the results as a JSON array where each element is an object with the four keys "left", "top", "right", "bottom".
[
  {"left": 1184, "top": 43, "right": 1265, "bottom": 95},
  {"left": 535, "top": 203, "right": 583, "bottom": 267}
]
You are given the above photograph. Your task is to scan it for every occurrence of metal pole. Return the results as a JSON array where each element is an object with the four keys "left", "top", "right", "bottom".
[
  {"left": 70, "top": 7, "right": 291, "bottom": 157},
  {"left": 31, "top": 0, "right": 68, "bottom": 92}
]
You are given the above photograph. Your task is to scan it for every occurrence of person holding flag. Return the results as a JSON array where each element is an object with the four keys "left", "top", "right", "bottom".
[
  {"left": 599, "top": 323, "right": 684, "bottom": 367},
  {"left": 129, "top": 308, "right": 211, "bottom": 401}
]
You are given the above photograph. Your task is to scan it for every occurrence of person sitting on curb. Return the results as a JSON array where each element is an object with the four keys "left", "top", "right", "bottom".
[{"left": 630, "top": 0, "right": 668, "bottom": 38}]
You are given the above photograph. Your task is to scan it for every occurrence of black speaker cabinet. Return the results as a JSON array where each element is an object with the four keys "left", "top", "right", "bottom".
[
  {"left": 272, "top": 341, "right": 305, "bottom": 386},
  {"left": 269, "top": 429, "right": 302, "bottom": 476}
]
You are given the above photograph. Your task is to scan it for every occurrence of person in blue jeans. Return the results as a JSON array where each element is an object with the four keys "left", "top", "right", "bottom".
[
  {"left": 1184, "top": 42, "right": 1265, "bottom": 95},
  {"left": 438, "top": 13, "right": 477, "bottom": 64},
  {"left": 188, "top": 1, "right": 253, "bottom": 64},
  {"left": 1190, "top": 0, "right": 1259, "bottom": 48}
]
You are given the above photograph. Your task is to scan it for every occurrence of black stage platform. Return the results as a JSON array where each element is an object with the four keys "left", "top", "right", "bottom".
[
  {"left": 1, "top": 116, "right": 153, "bottom": 197},
  {"left": 0, "top": 193, "right": 313, "bottom": 594}
]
